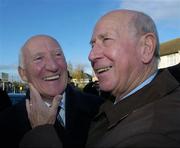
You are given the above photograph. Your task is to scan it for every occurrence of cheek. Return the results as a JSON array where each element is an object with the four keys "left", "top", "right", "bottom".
[
  {"left": 61, "top": 63, "right": 67, "bottom": 70},
  {"left": 26, "top": 65, "right": 43, "bottom": 82},
  {"left": 113, "top": 52, "right": 131, "bottom": 80},
  {"left": 104, "top": 44, "right": 122, "bottom": 62},
  {"left": 57, "top": 59, "right": 67, "bottom": 69}
]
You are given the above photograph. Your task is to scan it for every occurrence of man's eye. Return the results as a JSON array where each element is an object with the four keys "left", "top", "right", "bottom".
[
  {"left": 102, "top": 38, "right": 113, "bottom": 46},
  {"left": 54, "top": 52, "right": 63, "bottom": 59},
  {"left": 33, "top": 56, "right": 42, "bottom": 61},
  {"left": 103, "top": 38, "right": 111, "bottom": 42},
  {"left": 90, "top": 41, "right": 95, "bottom": 48},
  {"left": 56, "top": 52, "right": 62, "bottom": 56}
]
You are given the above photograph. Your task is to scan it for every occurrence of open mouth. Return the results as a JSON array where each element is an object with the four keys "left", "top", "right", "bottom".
[
  {"left": 95, "top": 66, "right": 112, "bottom": 74},
  {"left": 43, "top": 74, "right": 60, "bottom": 81}
]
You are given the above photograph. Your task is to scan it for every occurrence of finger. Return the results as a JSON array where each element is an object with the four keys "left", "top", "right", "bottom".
[
  {"left": 29, "top": 83, "right": 42, "bottom": 105},
  {"left": 50, "top": 95, "right": 62, "bottom": 113},
  {"left": 25, "top": 99, "right": 31, "bottom": 118},
  {"left": 25, "top": 99, "right": 35, "bottom": 128}
]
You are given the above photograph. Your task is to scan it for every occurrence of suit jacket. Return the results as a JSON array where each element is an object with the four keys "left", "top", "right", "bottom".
[
  {"left": 87, "top": 69, "right": 180, "bottom": 147},
  {"left": 56, "top": 84, "right": 103, "bottom": 148},
  {"left": 0, "top": 84, "right": 103, "bottom": 148}
]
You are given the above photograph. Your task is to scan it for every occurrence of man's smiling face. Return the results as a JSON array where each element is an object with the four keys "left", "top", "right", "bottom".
[{"left": 19, "top": 35, "right": 68, "bottom": 100}]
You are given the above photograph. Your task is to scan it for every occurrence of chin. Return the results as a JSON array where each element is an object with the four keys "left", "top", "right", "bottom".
[
  {"left": 99, "top": 84, "right": 112, "bottom": 92},
  {"left": 45, "top": 90, "right": 60, "bottom": 97}
]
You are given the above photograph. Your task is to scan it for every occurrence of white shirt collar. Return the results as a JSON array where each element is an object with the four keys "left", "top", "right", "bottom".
[{"left": 44, "top": 92, "right": 66, "bottom": 108}]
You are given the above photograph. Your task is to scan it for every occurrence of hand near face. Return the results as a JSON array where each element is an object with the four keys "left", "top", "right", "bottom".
[{"left": 26, "top": 83, "right": 62, "bottom": 128}]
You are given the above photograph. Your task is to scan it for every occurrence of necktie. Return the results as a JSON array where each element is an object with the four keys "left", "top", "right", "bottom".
[
  {"left": 54, "top": 106, "right": 65, "bottom": 142},
  {"left": 57, "top": 106, "right": 65, "bottom": 127}
]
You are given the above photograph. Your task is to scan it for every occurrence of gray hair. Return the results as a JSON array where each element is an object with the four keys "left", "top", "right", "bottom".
[{"left": 129, "top": 11, "right": 160, "bottom": 60}]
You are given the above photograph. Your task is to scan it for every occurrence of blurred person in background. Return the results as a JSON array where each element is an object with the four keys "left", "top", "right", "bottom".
[{"left": 83, "top": 79, "right": 100, "bottom": 96}]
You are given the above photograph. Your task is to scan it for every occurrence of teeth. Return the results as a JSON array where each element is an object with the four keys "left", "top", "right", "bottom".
[
  {"left": 96, "top": 66, "right": 112, "bottom": 74},
  {"left": 43, "top": 75, "right": 60, "bottom": 81}
]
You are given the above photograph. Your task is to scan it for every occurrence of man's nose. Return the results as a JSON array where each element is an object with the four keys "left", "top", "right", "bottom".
[
  {"left": 45, "top": 57, "right": 59, "bottom": 72},
  {"left": 88, "top": 44, "right": 102, "bottom": 62}
]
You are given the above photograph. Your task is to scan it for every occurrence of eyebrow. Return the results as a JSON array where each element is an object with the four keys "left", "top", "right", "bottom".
[
  {"left": 54, "top": 48, "right": 62, "bottom": 51},
  {"left": 30, "top": 47, "right": 63, "bottom": 56}
]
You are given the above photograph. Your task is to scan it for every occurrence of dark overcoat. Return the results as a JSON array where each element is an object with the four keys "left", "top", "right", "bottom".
[{"left": 0, "top": 84, "right": 103, "bottom": 148}]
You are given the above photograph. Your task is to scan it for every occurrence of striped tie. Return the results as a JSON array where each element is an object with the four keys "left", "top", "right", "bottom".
[{"left": 57, "top": 106, "right": 65, "bottom": 127}]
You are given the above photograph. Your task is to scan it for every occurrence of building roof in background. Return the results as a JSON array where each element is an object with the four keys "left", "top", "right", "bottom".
[{"left": 160, "top": 38, "right": 180, "bottom": 56}]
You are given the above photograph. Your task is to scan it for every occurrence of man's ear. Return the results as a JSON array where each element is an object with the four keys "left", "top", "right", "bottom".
[
  {"left": 139, "top": 33, "right": 156, "bottom": 64},
  {"left": 18, "top": 66, "right": 28, "bottom": 82}
]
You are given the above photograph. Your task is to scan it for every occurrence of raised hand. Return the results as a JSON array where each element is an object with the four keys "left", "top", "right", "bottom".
[{"left": 26, "top": 83, "right": 62, "bottom": 128}]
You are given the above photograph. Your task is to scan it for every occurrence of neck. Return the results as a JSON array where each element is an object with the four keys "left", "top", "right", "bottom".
[
  {"left": 115, "top": 63, "right": 157, "bottom": 103},
  {"left": 41, "top": 95, "right": 53, "bottom": 104}
]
